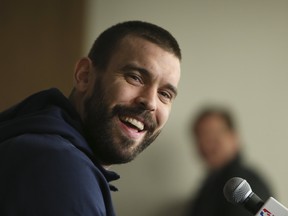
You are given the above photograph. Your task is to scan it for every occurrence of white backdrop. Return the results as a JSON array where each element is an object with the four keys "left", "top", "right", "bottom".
[{"left": 83, "top": 1, "right": 288, "bottom": 215}]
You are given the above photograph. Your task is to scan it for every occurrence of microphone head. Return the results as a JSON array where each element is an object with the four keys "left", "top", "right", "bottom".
[{"left": 223, "top": 177, "right": 253, "bottom": 204}]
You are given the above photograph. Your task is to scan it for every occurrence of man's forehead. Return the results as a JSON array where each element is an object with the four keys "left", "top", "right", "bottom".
[
  {"left": 112, "top": 34, "right": 181, "bottom": 86},
  {"left": 118, "top": 35, "right": 180, "bottom": 59}
]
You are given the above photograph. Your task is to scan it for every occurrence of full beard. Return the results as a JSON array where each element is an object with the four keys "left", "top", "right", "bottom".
[{"left": 83, "top": 80, "right": 160, "bottom": 165}]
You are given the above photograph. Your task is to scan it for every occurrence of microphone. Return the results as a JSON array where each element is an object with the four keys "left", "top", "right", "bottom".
[{"left": 223, "top": 177, "right": 288, "bottom": 216}]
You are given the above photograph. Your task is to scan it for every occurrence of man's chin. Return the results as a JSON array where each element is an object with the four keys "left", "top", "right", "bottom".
[
  {"left": 113, "top": 147, "right": 141, "bottom": 164},
  {"left": 98, "top": 131, "right": 158, "bottom": 165},
  {"left": 101, "top": 153, "right": 137, "bottom": 165}
]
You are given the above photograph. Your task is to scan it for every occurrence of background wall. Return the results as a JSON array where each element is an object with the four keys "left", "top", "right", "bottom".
[
  {"left": 0, "top": 0, "right": 85, "bottom": 109},
  {"left": 83, "top": 1, "right": 288, "bottom": 216}
]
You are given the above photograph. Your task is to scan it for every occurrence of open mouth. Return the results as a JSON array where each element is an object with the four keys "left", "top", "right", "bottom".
[{"left": 119, "top": 116, "right": 145, "bottom": 132}]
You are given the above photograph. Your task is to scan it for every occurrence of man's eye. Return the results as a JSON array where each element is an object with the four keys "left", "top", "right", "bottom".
[
  {"left": 159, "top": 91, "right": 173, "bottom": 102},
  {"left": 126, "top": 74, "right": 143, "bottom": 84},
  {"left": 131, "top": 75, "right": 141, "bottom": 81}
]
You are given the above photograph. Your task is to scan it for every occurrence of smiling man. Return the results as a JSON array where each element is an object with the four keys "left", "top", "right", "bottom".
[{"left": 0, "top": 21, "right": 181, "bottom": 216}]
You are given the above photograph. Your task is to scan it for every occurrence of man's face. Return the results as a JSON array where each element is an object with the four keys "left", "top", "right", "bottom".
[
  {"left": 195, "top": 115, "right": 238, "bottom": 169},
  {"left": 83, "top": 36, "right": 181, "bottom": 165}
]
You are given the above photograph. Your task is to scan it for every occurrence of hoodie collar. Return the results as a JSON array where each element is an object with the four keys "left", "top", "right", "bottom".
[{"left": 0, "top": 88, "right": 120, "bottom": 189}]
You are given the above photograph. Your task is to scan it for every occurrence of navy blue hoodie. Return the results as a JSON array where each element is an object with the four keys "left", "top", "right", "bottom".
[{"left": 0, "top": 88, "right": 119, "bottom": 216}]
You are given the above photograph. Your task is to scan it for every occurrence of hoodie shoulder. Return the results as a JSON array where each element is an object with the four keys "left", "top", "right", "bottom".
[{"left": 0, "top": 133, "right": 114, "bottom": 215}]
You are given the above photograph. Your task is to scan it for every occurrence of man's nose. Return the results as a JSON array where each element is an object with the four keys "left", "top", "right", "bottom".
[{"left": 135, "top": 88, "right": 157, "bottom": 111}]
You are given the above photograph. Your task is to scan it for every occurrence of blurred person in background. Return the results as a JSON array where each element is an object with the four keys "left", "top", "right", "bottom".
[{"left": 185, "top": 105, "right": 272, "bottom": 216}]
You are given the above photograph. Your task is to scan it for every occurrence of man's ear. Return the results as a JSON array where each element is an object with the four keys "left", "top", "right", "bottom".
[{"left": 73, "top": 57, "right": 95, "bottom": 92}]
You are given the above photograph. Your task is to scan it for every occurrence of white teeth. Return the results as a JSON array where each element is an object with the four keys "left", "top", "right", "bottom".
[{"left": 121, "top": 117, "right": 144, "bottom": 131}]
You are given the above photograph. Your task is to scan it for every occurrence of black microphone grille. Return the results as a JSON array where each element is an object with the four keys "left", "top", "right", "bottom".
[{"left": 223, "top": 177, "right": 253, "bottom": 204}]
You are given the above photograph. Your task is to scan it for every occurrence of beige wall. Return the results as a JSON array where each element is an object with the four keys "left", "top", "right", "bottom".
[{"left": 83, "top": 1, "right": 288, "bottom": 216}]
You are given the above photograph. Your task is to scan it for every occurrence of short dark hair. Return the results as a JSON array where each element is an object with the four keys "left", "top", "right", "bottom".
[
  {"left": 192, "top": 106, "right": 236, "bottom": 135},
  {"left": 88, "top": 20, "right": 181, "bottom": 70}
]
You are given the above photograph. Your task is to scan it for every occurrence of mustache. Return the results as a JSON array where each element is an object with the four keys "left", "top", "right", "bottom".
[{"left": 112, "top": 105, "right": 157, "bottom": 132}]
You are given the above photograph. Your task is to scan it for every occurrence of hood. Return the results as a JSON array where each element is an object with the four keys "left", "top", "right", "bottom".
[
  {"left": 0, "top": 88, "right": 93, "bottom": 154},
  {"left": 0, "top": 88, "right": 119, "bottom": 188}
]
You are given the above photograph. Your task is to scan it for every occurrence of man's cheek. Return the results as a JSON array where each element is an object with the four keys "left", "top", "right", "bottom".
[{"left": 161, "top": 107, "right": 172, "bottom": 124}]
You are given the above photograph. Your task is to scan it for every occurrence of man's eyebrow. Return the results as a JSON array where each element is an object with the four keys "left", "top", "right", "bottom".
[
  {"left": 121, "top": 64, "right": 149, "bottom": 74},
  {"left": 122, "top": 63, "right": 178, "bottom": 97}
]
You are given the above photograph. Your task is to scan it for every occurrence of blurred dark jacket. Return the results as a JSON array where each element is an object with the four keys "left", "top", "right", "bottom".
[{"left": 186, "top": 154, "right": 272, "bottom": 216}]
